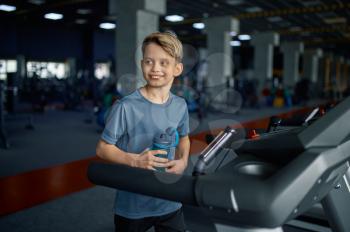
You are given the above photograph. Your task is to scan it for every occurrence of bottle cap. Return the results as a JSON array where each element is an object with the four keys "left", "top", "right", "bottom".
[
  {"left": 153, "top": 133, "right": 172, "bottom": 147},
  {"left": 166, "top": 127, "right": 179, "bottom": 147}
]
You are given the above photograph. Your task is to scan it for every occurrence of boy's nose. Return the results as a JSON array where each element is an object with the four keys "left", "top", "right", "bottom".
[{"left": 151, "top": 62, "right": 161, "bottom": 72}]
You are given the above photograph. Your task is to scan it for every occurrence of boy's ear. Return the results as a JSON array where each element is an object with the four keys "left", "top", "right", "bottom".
[{"left": 174, "top": 62, "right": 183, "bottom": 77}]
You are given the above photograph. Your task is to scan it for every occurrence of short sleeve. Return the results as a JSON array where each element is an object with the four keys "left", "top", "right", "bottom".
[
  {"left": 177, "top": 103, "right": 189, "bottom": 137},
  {"left": 101, "top": 101, "right": 127, "bottom": 144}
]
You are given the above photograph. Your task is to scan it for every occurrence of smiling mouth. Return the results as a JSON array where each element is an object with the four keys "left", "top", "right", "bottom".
[{"left": 149, "top": 75, "right": 163, "bottom": 79}]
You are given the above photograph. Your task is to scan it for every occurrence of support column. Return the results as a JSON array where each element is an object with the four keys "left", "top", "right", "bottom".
[
  {"left": 81, "top": 28, "right": 97, "bottom": 102},
  {"left": 204, "top": 16, "right": 239, "bottom": 88},
  {"left": 16, "top": 55, "right": 26, "bottom": 88},
  {"left": 196, "top": 48, "right": 208, "bottom": 91},
  {"left": 322, "top": 54, "right": 332, "bottom": 98},
  {"left": 345, "top": 60, "right": 350, "bottom": 92},
  {"left": 335, "top": 56, "right": 344, "bottom": 99},
  {"left": 66, "top": 58, "right": 77, "bottom": 79},
  {"left": 110, "top": 0, "right": 166, "bottom": 95},
  {"left": 198, "top": 48, "right": 208, "bottom": 61},
  {"left": 280, "top": 42, "right": 304, "bottom": 88},
  {"left": 303, "top": 49, "right": 323, "bottom": 97},
  {"left": 251, "top": 32, "right": 279, "bottom": 95},
  {"left": 16, "top": 55, "right": 25, "bottom": 79},
  {"left": 303, "top": 49, "right": 323, "bottom": 83}
]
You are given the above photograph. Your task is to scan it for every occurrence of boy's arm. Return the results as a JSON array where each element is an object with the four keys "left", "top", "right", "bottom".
[
  {"left": 176, "top": 135, "right": 190, "bottom": 164},
  {"left": 167, "top": 135, "right": 190, "bottom": 174},
  {"left": 96, "top": 139, "right": 169, "bottom": 170}
]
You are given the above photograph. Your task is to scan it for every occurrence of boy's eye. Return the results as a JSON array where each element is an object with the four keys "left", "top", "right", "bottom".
[
  {"left": 161, "top": 61, "right": 169, "bottom": 66},
  {"left": 144, "top": 60, "right": 153, "bottom": 65}
]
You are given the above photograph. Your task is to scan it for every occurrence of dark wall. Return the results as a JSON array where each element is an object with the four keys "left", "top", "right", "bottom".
[
  {"left": 19, "top": 26, "right": 83, "bottom": 60},
  {"left": 0, "top": 23, "right": 115, "bottom": 64},
  {"left": 94, "top": 30, "right": 115, "bottom": 61},
  {"left": 0, "top": 24, "right": 18, "bottom": 57}
]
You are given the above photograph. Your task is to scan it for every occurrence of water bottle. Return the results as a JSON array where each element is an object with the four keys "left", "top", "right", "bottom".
[{"left": 151, "top": 127, "right": 179, "bottom": 171}]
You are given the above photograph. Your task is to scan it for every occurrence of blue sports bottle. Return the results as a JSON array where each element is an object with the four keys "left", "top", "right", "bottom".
[{"left": 151, "top": 127, "right": 179, "bottom": 171}]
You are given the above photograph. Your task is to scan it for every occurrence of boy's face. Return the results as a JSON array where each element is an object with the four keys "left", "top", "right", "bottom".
[{"left": 141, "top": 43, "right": 183, "bottom": 89}]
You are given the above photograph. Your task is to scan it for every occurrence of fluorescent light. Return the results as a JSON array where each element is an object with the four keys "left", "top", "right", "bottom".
[
  {"left": 323, "top": 17, "right": 347, "bottom": 24},
  {"left": 28, "top": 0, "right": 45, "bottom": 5},
  {"left": 44, "top": 13, "right": 63, "bottom": 20},
  {"left": 0, "top": 4, "right": 16, "bottom": 12},
  {"left": 230, "top": 31, "right": 237, "bottom": 36},
  {"left": 77, "top": 8, "right": 92, "bottom": 15},
  {"left": 245, "top": 7, "right": 262, "bottom": 13},
  {"left": 99, "top": 22, "right": 116, "bottom": 30},
  {"left": 238, "top": 34, "right": 251, "bottom": 40},
  {"left": 202, "top": 12, "right": 209, "bottom": 18},
  {"left": 290, "top": 26, "right": 302, "bottom": 32},
  {"left": 267, "top": 16, "right": 283, "bottom": 22},
  {"left": 278, "top": 21, "right": 291, "bottom": 27},
  {"left": 165, "top": 15, "right": 184, "bottom": 22},
  {"left": 193, "top": 22, "right": 205, "bottom": 29},
  {"left": 226, "top": 0, "right": 244, "bottom": 6},
  {"left": 301, "top": 0, "right": 321, "bottom": 7},
  {"left": 75, "top": 19, "right": 87, "bottom": 24},
  {"left": 230, "top": 41, "right": 241, "bottom": 46}
]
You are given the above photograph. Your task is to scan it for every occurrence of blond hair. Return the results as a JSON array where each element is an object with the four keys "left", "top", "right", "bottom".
[{"left": 142, "top": 32, "right": 183, "bottom": 63}]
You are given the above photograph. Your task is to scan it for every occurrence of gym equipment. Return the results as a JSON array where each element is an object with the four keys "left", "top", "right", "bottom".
[
  {"left": 193, "top": 126, "right": 238, "bottom": 176},
  {"left": 263, "top": 104, "right": 344, "bottom": 231},
  {"left": 0, "top": 81, "right": 35, "bottom": 149},
  {"left": 266, "top": 107, "right": 320, "bottom": 133},
  {"left": 0, "top": 82, "right": 9, "bottom": 149},
  {"left": 87, "top": 96, "right": 350, "bottom": 231}
]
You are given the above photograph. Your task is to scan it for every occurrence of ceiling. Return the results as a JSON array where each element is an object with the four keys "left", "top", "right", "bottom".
[{"left": 1, "top": 0, "right": 350, "bottom": 56}]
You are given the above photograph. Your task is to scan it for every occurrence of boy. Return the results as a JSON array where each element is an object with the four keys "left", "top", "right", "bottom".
[{"left": 96, "top": 32, "right": 190, "bottom": 232}]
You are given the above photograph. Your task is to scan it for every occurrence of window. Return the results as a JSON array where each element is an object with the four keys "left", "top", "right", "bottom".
[
  {"left": 0, "top": 59, "right": 17, "bottom": 80},
  {"left": 26, "top": 61, "right": 68, "bottom": 79},
  {"left": 94, "top": 62, "right": 111, "bottom": 80}
]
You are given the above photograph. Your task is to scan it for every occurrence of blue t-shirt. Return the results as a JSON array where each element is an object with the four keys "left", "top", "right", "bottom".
[{"left": 101, "top": 88, "right": 189, "bottom": 219}]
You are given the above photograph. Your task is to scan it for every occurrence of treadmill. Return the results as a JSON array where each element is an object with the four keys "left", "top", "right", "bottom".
[{"left": 88, "top": 96, "right": 350, "bottom": 232}]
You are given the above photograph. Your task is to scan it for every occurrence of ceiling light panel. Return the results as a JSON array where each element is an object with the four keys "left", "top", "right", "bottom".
[
  {"left": 245, "top": 7, "right": 262, "bottom": 13},
  {"left": 44, "top": 13, "right": 63, "bottom": 20},
  {"left": 28, "top": 0, "right": 45, "bottom": 5},
  {"left": 323, "top": 17, "right": 347, "bottom": 24},
  {"left": 301, "top": 0, "right": 321, "bottom": 7},
  {"left": 238, "top": 34, "right": 251, "bottom": 40},
  {"left": 267, "top": 16, "right": 283, "bottom": 23},
  {"left": 230, "top": 40, "right": 241, "bottom": 46},
  {"left": 75, "top": 19, "right": 87, "bottom": 24},
  {"left": 99, "top": 22, "right": 116, "bottom": 30},
  {"left": 0, "top": 4, "right": 16, "bottom": 12},
  {"left": 77, "top": 9, "right": 92, "bottom": 15},
  {"left": 193, "top": 23, "right": 205, "bottom": 29},
  {"left": 165, "top": 15, "right": 184, "bottom": 22},
  {"left": 226, "top": 0, "right": 244, "bottom": 6}
]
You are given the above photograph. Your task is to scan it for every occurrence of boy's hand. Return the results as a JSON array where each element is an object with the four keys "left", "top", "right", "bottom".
[
  {"left": 166, "top": 159, "right": 187, "bottom": 174},
  {"left": 133, "top": 149, "right": 169, "bottom": 170}
]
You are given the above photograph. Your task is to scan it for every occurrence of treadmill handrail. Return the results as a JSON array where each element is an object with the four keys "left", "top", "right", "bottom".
[
  {"left": 87, "top": 162, "right": 197, "bottom": 205},
  {"left": 299, "top": 96, "right": 350, "bottom": 148}
]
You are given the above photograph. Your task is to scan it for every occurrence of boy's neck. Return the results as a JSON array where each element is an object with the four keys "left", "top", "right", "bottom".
[{"left": 141, "top": 85, "right": 171, "bottom": 104}]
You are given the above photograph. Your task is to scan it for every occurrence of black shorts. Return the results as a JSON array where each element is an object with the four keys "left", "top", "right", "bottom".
[{"left": 114, "top": 207, "right": 186, "bottom": 232}]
